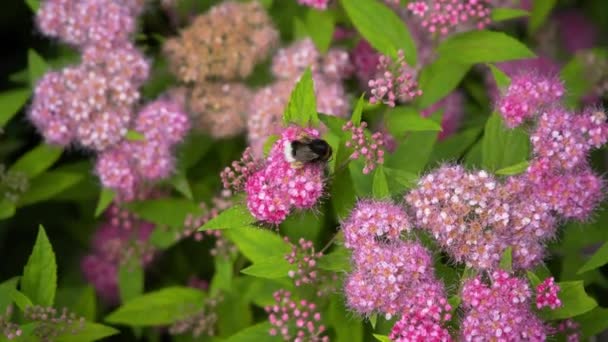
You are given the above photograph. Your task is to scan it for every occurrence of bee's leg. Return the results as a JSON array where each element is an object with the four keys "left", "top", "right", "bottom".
[{"left": 291, "top": 161, "right": 304, "bottom": 169}]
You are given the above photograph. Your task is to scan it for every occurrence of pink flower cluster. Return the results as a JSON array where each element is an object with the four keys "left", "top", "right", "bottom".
[
  {"left": 285, "top": 238, "right": 322, "bottom": 287},
  {"left": 536, "top": 277, "right": 561, "bottom": 310},
  {"left": 342, "top": 200, "right": 450, "bottom": 322},
  {"left": 244, "top": 126, "right": 326, "bottom": 224},
  {"left": 36, "top": 0, "right": 143, "bottom": 49},
  {"left": 248, "top": 39, "right": 351, "bottom": 158},
  {"left": 407, "top": 0, "right": 492, "bottom": 36},
  {"left": 81, "top": 202, "right": 156, "bottom": 303},
  {"left": 406, "top": 165, "right": 557, "bottom": 270},
  {"left": 95, "top": 98, "right": 190, "bottom": 201},
  {"left": 497, "top": 73, "right": 565, "bottom": 128},
  {"left": 343, "top": 121, "right": 386, "bottom": 174},
  {"left": 297, "top": 0, "right": 330, "bottom": 10},
  {"left": 461, "top": 270, "right": 547, "bottom": 341},
  {"left": 555, "top": 319, "right": 581, "bottom": 342},
  {"left": 389, "top": 299, "right": 452, "bottom": 342},
  {"left": 266, "top": 289, "right": 328, "bottom": 342},
  {"left": 220, "top": 148, "right": 259, "bottom": 192},
  {"left": 29, "top": 46, "right": 150, "bottom": 151},
  {"left": 369, "top": 50, "right": 423, "bottom": 107}
]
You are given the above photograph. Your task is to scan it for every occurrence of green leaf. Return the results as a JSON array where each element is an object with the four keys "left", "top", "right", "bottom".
[
  {"left": 373, "top": 334, "right": 391, "bottom": 342},
  {"left": 430, "top": 126, "right": 483, "bottom": 163},
  {"left": 223, "top": 322, "right": 280, "bottom": 342},
  {"left": 10, "top": 143, "right": 63, "bottom": 178},
  {"left": 495, "top": 161, "right": 530, "bottom": 175},
  {"left": 263, "top": 135, "right": 280, "bottom": 157},
  {"left": 56, "top": 322, "right": 119, "bottom": 342},
  {"left": 384, "top": 106, "right": 442, "bottom": 136},
  {"left": 491, "top": 8, "right": 529, "bottom": 21},
  {"left": 0, "top": 200, "right": 16, "bottom": 220},
  {"left": 55, "top": 286, "right": 97, "bottom": 321},
  {"left": 118, "top": 258, "right": 144, "bottom": 303},
  {"left": 9, "top": 288, "right": 33, "bottom": 311},
  {"left": 387, "top": 129, "right": 438, "bottom": 174},
  {"left": 25, "top": 0, "right": 40, "bottom": 12},
  {"left": 0, "top": 277, "right": 19, "bottom": 313},
  {"left": 561, "top": 53, "right": 596, "bottom": 108},
  {"left": 487, "top": 63, "right": 511, "bottom": 88},
  {"left": 125, "top": 129, "right": 145, "bottom": 141},
  {"left": 225, "top": 226, "right": 291, "bottom": 262},
  {"left": 577, "top": 307, "right": 608, "bottom": 338},
  {"left": 369, "top": 314, "right": 378, "bottom": 329},
  {"left": 199, "top": 204, "right": 256, "bottom": 231},
  {"left": 330, "top": 158, "right": 357, "bottom": 219},
  {"left": 305, "top": 9, "right": 335, "bottom": 53},
  {"left": 577, "top": 241, "right": 608, "bottom": 274},
  {"left": 283, "top": 68, "right": 319, "bottom": 126},
  {"left": 318, "top": 113, "right": 347, "bottom": 137},
  {"left": 328, "top": 294, "right": 363, "bottom": 342},
  {"left": 170, "top": 172, "right": 193, "bottom": 200},
  {"left": 126, "top": 198, "right": 203, "bottom": 228},
  {"left": 210, "top": 255, "right": 234, "bottom": 295},
  {"left": 149, "top": 226, "right": 178, "bottom": 250},
  {"left": 528, "top": 0, "right": 557, "bottom": 34},
  {"left": 481, "top": 113, "right": 530, "bottom": 171},
  {"left": 21, "top": 226, "right": 56, "bottom": 306},
  {"left": 372, "top": 166, "right": 389, "bottom": 199},
  {"left": 94, "top": 188, "right": 116, "bottom": 217},
  {"left": 526, "top": 270, "right": 542, "bottom": 287},
  {"left": 317, "top": 246, "right": 351, "bottom": 272},
  {"left": 105, "top": 287, "right": 206, "bottom": 326},
  {"left": 18, "top": 171, "right": 84, "bottom": 207},
  {"left": 542, "top": 281, "right": 597, "bottom": 320},
  {"left": 28, "top": 49, "right": 48, "bottom": 85},
  {"left": 499, "top": 246, "right": 512, "bottom": 272},
  {"left": 340, "top": 0, "right": 416, "bottom": 64},
  {"left": 240, "top": 256, "right": 292, "bottom": 279},
  {"left": 351, "top": 95, "right": 365, "bottom": 126},
  {"left": 384, "top": 167, "right": 418, "bottom": 193},
  {"left": 216, "top": 291, "right": 253, "bottom": 337},
  {"left": 417, "top": 58, "right": 471, "bottom": 108},
  {"left": 0, "top": 88, "right": 30, "bottom": 127},
  {"left": 437, "top": 31, "right": 535, "bottom": 65}
]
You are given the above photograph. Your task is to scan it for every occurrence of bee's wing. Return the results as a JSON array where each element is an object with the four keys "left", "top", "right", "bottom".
[{"left": 294, "top": 145, "right": 321, "bottom": 163}]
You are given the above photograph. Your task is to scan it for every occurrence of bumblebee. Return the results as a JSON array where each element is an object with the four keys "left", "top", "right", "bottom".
[{"left": 284, "top": 136, "right": 332, "bottom": 168}]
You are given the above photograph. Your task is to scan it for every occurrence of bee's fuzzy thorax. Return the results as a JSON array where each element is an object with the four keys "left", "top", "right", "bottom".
[{"left": 284, "top": 141, "right": 296, "bottom": 163}]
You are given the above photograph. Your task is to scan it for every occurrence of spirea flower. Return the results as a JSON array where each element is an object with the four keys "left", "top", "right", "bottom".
[
  {"left": 422, "top": 90, "right": 464, "bottom": 140},
  {"left": 245, "top": 127, "right": 326, "bottom": 224},
  {"left": 163, "top": 1, "right": 278, "bottom": 83},
  {"left": 265, "top": 289, "right": 328, "bottom": 342},
  {"left": 536, "top": 277, "right": 561, "bottom": 309},
  {"left": 341, "top": 199, "right": 411, "bottom": 249},
  {"left": 285, "top": 238, "right": 323, "bottom": 287},
  {"left": 345, "top": 241, "right": 446, "bottom": 318},
  {"left": 497, "top": 73, "right": 564, "bottom": 128},
  {"left": 221, "top": 148, "right": 260, "bottom": 192},
  {"left": 351, "top": 40, "right": 381, "bottom": 87},
  {"left": 272, "top": 39, "right": 321, "bottom": 79},
  {"left": 460, "top": 270, "right": 547, "bottom": 341},
  {"left": 36, "top": 0, "right": 137, "bottom": 49},
  {"left": 389, "top": 300, "right": 453, "bottom": 342},
  {"left": 95, "top": 97, "right": 190, "bottom": 200},
  {"left": 368, "top": 50, "right": 422, "bottom": 107},
  {"left": 1, "top": 306, "right": 22, "bottom": 340},
  {"left": 342, "top": 121, "right": 386, "bottom": 175},
  {"left": 187, "top": 83, "right": 252, "bottom": 138},
  {"left": 407, "top": 0, "right": 492, "bottom": 36},
  {"left": 24, "top": 306, "right": 85, "bottom": 341},
  {"left": 406, "top": 165, "right": 557, "bottom": 270},
  {"left": 81, "top": 203, "right": 156, "bottom": 303},
  {"left": 297, "top": 0, "right": 330, "bottom": 10},
  {"left": 29, "top": 45, "right": 149, "bottom": 151}
]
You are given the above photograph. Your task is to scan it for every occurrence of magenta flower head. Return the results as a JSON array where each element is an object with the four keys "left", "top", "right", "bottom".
[
  {"left": 407, "top": 0, "right": 492, "bottom": 36},
  {"left": 390, "top": 299, "right": 452, "bottom": 342},
  {"left": 37, "top": 0, "right": 137, "bottom": 49},
  {"left": 341, "top": 199, "right": 411, "bottom": 249},
  {"left": 460, "top": 271, "right": 547, "bottom": 341},
  {"left": 368, "top": 50, "right": 422, "bottom": 107},
  {"left": 351, "top": 40, "right": 381, "bottom": 87},
  {"left": 536, "top": 277, "right": 561, "bottom": 310},
  {"left": 497, "top": 73, "right": 565, "bottom": 128},
  {"left": 245, "top": 126, "right": 326, "bottom": 224}
]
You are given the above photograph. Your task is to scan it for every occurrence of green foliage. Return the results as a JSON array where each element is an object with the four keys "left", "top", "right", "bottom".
[
  {"left": 491, "top": 8, "right": 529, "bottom": 21},
  {"left": 125, "top": 130, "right": 146, "bottom": 141},
  {"left": 126, "top": 198, "right": 203, "bottom": 228},
  {"left": 28, "top": 49, "right": 48, "bottom": 86},
  {"left": 417, "top": 58, "right": 471, "bottom": 109},
  {"left": 94, "top": 188, "right": 116, "bottom": 217},
  {"left": 384, "top": 106, "right": 442, "bottom": 135},
  {"left": 21, "top": 226, "right": 57, "bottom": 307},
  {"left": 240, "top": 256, "right": 292, "bottom": 279},
  {"left": 10, "top": 143, "right": 63, "bottom": 179},
  {"left": 118, "top": 258, "right": 144, "bottom": 303},
  {"left": 0, "top": 88, "right": 30, "bottom": 127},
  {"left": 541, "top": 281, "right": 597, "bottom": 320},
  {"left": 18, "top": 171, "right": 84, "bottom": 206},
  {"left": 317, "top": 246, "right": 351, "bottom": 272},
  {"left": 200, "top": 204, "right": 256, "bottom": 230},
  {"left": 528, "top": 0, "right": 557, "bottom": 34},
  {"left": 481, "top": 113, "right": 530, "bottom": 172},
  {"left": 225, "top": 227, "right": 291, "bottom": 262},
  {"left": 283, "top": 68, "right": 319, "bottom": 126},
  {"left": 105, "top": 287, "right": 206, "bottom": 326},
  {"left": 578, "top": 242, "right": 608, "bottom": 274},
  {"left": 340, "top": 0, "right": 416, "bottom": 64},
  {"left": 303, "top": 9, "right": 335, "bottom": 53},
  {"left": 372, "top": 166, "right": 389, "bottom": 199},
  {"left": 495, "top": 161, "right": 529, "bottom": 176},
  {"left": 499, "top": 246, "right": 512, "bottom": 272},
  {"left": 56, "top": 323, "right": 119, "bottom": 342}
]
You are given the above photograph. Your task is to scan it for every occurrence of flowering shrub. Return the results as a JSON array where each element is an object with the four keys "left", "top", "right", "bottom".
[{"left": 2, "top": 0, "right": 608, "bottom": 341}]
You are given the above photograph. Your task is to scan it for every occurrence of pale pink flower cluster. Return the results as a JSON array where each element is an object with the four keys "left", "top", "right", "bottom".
[
  {"left": 407, "top": 0, "right": 492, "bottom": 36},
  {"left": 369, "top": 50, "right": 423, "bottom": 107},
  {"left": 266, "top": 289, "right": 328, "bottom": 342},
  {"left": 245, "top": 126, "right": 326, "bottom": 224},
  {"left": 29, "top": 46, "right": 150, "bottom": 151},
  {"left": 536, "top": 277, "right": 561, "bottom": 309},
  {"left": 95, "top": 98, "right": 190, "bottom": 201},
  {"left": 460, "top": 270, "right": 547, "bottom": 341},
  {"left": 406, "top": 165, "right": 557, "bottom": 270},
  {"left": 342, "top": 121, "right": 386, "bottom": 175},
  {"left": 296, "top": 0, "right": 331, "bottom": 10},
  {"left": 497, "top": 73, "right": 565, "bottom": 128},
  {"left": 341, "top": 200, "right": 449, "bottom": 321},
  {"left": 36, "top": 0, "right": 143, "bottom": 49},
  {"left": 81, "top": 202, "right": 156, "bottom": 303},
  {"left": 248, "top": 39, "right": 351, "bottom": 158}
]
